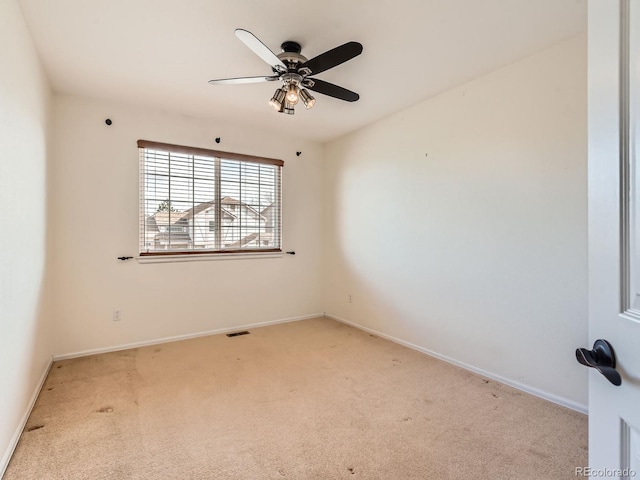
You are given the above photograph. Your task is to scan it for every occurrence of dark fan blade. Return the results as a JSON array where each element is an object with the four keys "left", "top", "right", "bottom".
[
  {"left": 208, "top": 75, "right": 279, "bottom": 85},
  {"left": 306, "top": 78, "right": 359, "bottom": 102},
  {"left": 300, "top": 42, "right": 363, "bottom": 75},
  {"left": 235, "top": 29, "right": 286, "bottom": 71}
]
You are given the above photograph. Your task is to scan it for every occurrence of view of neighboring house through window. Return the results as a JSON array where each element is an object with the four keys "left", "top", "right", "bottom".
[{"left": 138, "top": 140, "right": 283, "bottom": 255}]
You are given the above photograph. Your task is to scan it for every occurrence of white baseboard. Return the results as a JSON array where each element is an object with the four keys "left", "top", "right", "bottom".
[
  {"left": 325, "top": 313, "right": 588, "bottom": 415},
  {"left": 0, "top": 356, "right": 53, "bottom": 479},
  {"left": 53, "top": 313, "right": 324, "bottom": 361}
]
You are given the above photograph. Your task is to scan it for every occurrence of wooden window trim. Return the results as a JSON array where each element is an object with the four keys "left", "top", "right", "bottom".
[
  {"left": 137, "top": 140, "right": 284, "bottom": 166},
  {"left": 139, "top": 249, "right": 281, "bottom": 257}
]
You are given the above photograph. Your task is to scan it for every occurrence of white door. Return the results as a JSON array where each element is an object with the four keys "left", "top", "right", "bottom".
[{"left": 587, "top": 0, "right": 640, "bottom": 475}]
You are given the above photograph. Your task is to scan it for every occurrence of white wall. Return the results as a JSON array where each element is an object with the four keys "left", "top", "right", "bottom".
[
  {"left": 50, "top": 94, "right": 324, "bottom": 356},
  {"left": 0, "top": 11, "right": 588, "bottom": 471},
  {"left": 0, "top": 0, "right": 53, "bottom": 472},
  {"left": 323, "top": 35, "right": 588, "bottom": 409}
]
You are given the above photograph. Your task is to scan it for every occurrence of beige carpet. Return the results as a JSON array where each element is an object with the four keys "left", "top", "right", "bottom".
[{"left": 4, "top": 317, "right": 587, "bottom": 479}]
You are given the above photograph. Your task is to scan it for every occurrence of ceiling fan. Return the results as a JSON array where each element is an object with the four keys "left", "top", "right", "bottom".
[{"left": 208, "top": 29, "right": 363, "bottom": 115}]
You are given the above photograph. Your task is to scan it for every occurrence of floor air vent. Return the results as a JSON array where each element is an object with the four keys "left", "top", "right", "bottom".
[{"left": 226, "top": 331, "right": 250, "bottom": 338}]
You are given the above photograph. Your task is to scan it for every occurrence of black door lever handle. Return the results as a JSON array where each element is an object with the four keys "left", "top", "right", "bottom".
[{"left": 575, "top": 339, "right": 621, "bottom": 386}]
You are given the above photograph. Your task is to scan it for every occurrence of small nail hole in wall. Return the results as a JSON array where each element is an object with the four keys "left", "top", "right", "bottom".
[
  {"left": 296, "top": 151, "right": 301, "bottom": 156},
  {"left": 215, "top": 137, "right": 221, "bottom": 143},
  {"left": 105, "top": 119, "right": 112, "bottom": 126}
]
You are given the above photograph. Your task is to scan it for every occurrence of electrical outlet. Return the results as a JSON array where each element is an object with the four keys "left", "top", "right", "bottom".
[{"left": 113, "top": 309, "right": 122, "bottom": 322}]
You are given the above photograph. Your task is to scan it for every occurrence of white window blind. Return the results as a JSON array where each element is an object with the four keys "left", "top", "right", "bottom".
[{"left": 138, "top": 140, "right": 283, "bottom": 256}]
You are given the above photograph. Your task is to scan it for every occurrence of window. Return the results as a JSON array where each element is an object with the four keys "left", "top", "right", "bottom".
[{"left": 138, "top": 140, "right": 283, "bottom": 256}]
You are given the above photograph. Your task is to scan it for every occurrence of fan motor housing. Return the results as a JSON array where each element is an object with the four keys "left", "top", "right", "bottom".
[
  {"left": 281, "top": 41, "right": 301, "bottom": 53},
  {"left": 278, "top": 41, "right": 307, "bottom": 67}
]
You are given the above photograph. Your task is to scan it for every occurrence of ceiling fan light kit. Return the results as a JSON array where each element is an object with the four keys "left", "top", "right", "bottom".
[
  {"left": 299, "top": 89, "right": 315, "bottom": 109},
  {"left": 285, "top": 82, "right": 300, "bottom": 105},
  {"left": 269, "top": 88, "right": 286, "bottom": 110},
  {"left": 209, "top": 29, "right": 362, "bottom": 115},
  {"left": 282, "top": 101, "right": 295, "bottom": 115}
]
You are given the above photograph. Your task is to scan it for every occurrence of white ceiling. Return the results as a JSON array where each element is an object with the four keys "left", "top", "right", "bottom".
[{"left": 17, "top": 0, "right": 586, "bottom": 143}]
